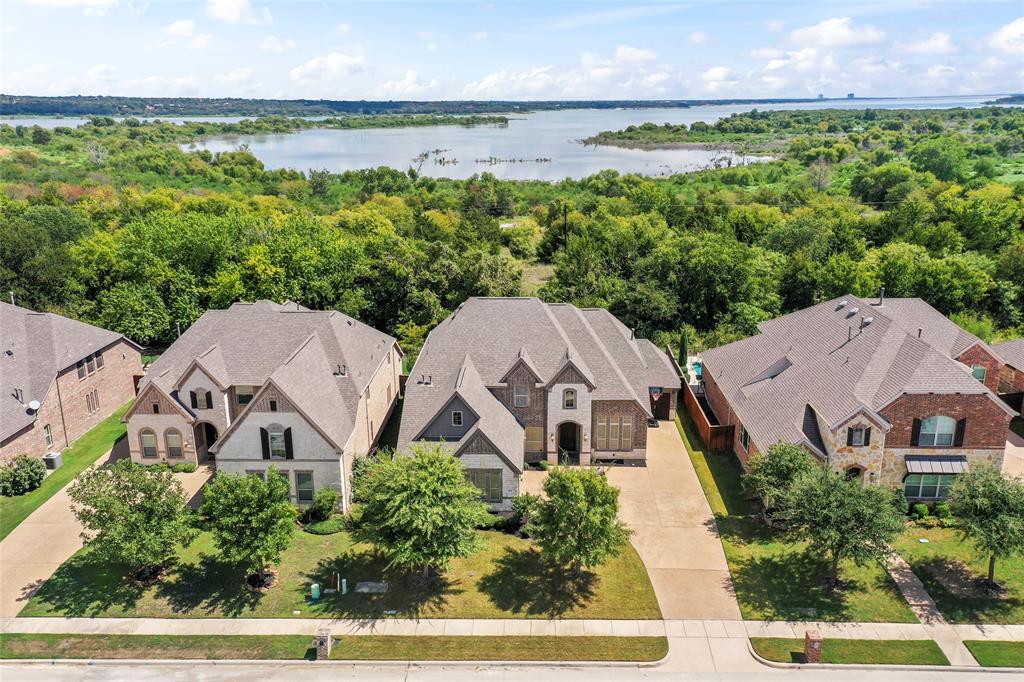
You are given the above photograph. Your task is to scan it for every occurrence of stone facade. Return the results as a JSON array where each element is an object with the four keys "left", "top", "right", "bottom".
[
  {"left": 956, "top": 344, "right": 1004, "bottom": 394},
  {"left": 0, "top": 339, "right": 142, "bottom": 461},
  {"left": 458, "top": 431, "right": 520, "bottom": 512}
]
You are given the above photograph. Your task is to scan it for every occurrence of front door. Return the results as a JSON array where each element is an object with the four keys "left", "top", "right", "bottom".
[{"left": 557, "top": 422, "right": 580, "bottom": 464}]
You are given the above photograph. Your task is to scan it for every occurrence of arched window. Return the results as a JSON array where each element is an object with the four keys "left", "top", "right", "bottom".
[
  {"left": 919, "top": 416, "right": 956, "bottom": 447},
  {"left": 165, "top": 429, "right": 183, "bottom": 458},
  {"left": 563, "top": 388, "right": 577, "bottom": 409},
  {"left": 140, "top": 430, "right": 158, "bottom": 459}
]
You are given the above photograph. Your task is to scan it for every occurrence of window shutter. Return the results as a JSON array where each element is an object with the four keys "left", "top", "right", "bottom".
[
  {"left": 284, "top": 427, "right": 294, "bottom": 459},
  {"left": 205, "top": 391, "right": 213, "bottom": 409},
  {"left": 846, "top": 428, "right": 854, "bottom": 446},
  {"left": 260, "top": 428, "right": 270, "bottom": 460},
  {"left": 864, "top": 428, "right": 871, "bottom": 446},
  {"left": 190, "top": 391, "right": 198, "bottom": 409},
  {"left": 910, "top": 418, "right": 922, "bottom": 446},
  {"left": 953, "top": 418, "right": 966, "bottom": 447}
]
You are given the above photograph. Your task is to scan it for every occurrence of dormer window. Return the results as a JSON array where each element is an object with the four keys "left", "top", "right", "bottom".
[
  {"left": 236, "top": 386, "right": 254, "bottom": 405},
  {"left": 190, "top": 389, "right": 213, "bottom": 410},
  {"left": 563, "top": 389, "right": 577, "bottom": 409},
  {"left": 971, "top": 365, "right": 987, "bottom": 382},
  {"left": 452, "top": 411, "right": 463, "bottom": 427},
  {"left": 513, "top": 385, "right": 529, "bottom": 408},
  {"left": 847, "top": 426, "right": 870, "bottom": 447}
]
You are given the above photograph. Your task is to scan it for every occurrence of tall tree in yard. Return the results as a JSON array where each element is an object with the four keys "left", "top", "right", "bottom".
[
  {"left": 353, "top": 443, "right": 490, "bottom": 579},
  {"left": 776, "top": 467, "right": 903, "bottom": 592},
  {"left": 68, "top": 459, "right": 196, "bottom": 582},
  {"left": 530, "top": 468, "right": 631, "bottom": 574},
  {"left": 949, "top": 466, "right": 1024, "bottom": 585},
  {"left": 198, "top": 467, "right": 296, "bottom": 588},
  {"left": 742, "top": 441, "right": 816, "bottom": 511}
]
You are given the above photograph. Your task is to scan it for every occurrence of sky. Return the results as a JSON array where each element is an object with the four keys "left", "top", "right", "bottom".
[{"left": 1, "top": 0, "right": 1022, "bottom": 101}]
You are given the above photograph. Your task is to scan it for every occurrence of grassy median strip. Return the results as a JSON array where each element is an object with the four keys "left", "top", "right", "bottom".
[
  {"left": 0, "top": 633, "right": 668, "bottom": 662},
  {"left": 0, "top": 402, "right": 132, "bottom": 541},
  {"left": 963, "top": 641, "right": 1024, "bottom": 668},
  {"left": 750, "top": 637, "right": 950, "bottom": 665}
]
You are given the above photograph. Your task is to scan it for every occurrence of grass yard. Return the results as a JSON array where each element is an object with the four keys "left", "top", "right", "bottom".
[
  {"left": 963, "top": 641, "right": 1024, "bottom": 668},
  {"left": 21, "top": 527, "right": 660, "bottom": 620},
  {"left": 750, "top": 637, "right": 949, "bottom": 665},
  {"left": 893, "top": 526, "right": 1024, "bottom": 624},
  {"left": 0, "top": 401, "right": 131, "bottom": 541},
  {"left": 0, "top": 633, "right": 668, "bottom": 662},
  {"left": 677, "top": 415, "right": 917, "bottom": 623}
]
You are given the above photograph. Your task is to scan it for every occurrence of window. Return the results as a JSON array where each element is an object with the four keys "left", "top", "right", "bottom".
[
  {"left": 596, "top": 417, "right": 608, "bottom": 449},
  {"left": 43, "top": 424, "right": 53, "bottom": 448},
  {"left": 739, "top": 424, "right": 750, "bottom": 451},
  {"left": 849, "top": 426, "right": 867, "bottom": 447},
  {"left": 466, "top": 469, "right": 502, "bottom": 503},
  {"left": 140, "top": 430, "right": 158, "bottom": 458},
  {"left": 236, "top": 386, "right": 254, "bottom": 405},
  {"left": 452, "top": 410, "right": 463, "bottom": 427},
  {"left": 77, "top": 360, "right": 86, "bottom": 379},
  {"left": 919, "top": 416, "right": 956, "bottom": 447},
  {"left": 596, "top": 415, "right": 633, "bottom": 450},
  {"left": 94, "top": 352, "right": 104, "bottom": 370},
  {"left": 165, "top": 430, "right": 183, "bottom": 458},
  {"left": 85, "top": 389, "right": 100, "bottom": 414},
  {"left": 269, "top": 428, "right": 287, "bottom": 459},
  {"left": 971, "top": 365, "right": 987, "bottom": 382},
  {"left": 563, "top": 389, "right": 576, "bottom": 409},
  {"left": 269, "top": 398, "right": 278, "bottom": 412},
  {"left": 621, "top": 416, "right": 633, "bottom": 447},
  {"left": 904, "top": 473, "right": 957, "bottom": 499},
  {"left": 193, "top": 390, "right": 212, "bottom": 410},
  {"left": 86, "top": 354, "right": 96, "bottom": 374},
  {"left": 295, "top": 472, "right": 315, "bottom": 503},
  {"left": 513, "top": 385, "right": 529, "bottom": 408},
  {"left": 152, "top": 403, "right": 160, "bottom": 414}
]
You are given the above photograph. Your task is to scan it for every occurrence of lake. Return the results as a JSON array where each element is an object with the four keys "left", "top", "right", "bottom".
[{"left": 3, "top": 95, "right": 1008, "bottom": 180}]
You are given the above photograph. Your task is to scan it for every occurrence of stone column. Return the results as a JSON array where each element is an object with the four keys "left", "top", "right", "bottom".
[
  {"left": 804, "top": 630, "right": 822, "bottom": 664},
  {"left": 315, "top": 628, "right": 332, "bottom": 660}
]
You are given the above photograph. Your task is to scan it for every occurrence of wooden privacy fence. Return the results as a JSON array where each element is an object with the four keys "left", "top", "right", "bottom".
[{"left": 680, "top": 380, "right": 734, "bottom": 452}]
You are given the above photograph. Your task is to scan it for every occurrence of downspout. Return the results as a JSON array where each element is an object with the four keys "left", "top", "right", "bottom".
[{"left": 53, "top": 373, "right": 70, "bottom": 448}]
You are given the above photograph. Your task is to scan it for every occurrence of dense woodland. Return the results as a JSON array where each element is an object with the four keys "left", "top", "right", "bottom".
[{"left": 1, "top": 106, "right": 1022, "bottom": 363}]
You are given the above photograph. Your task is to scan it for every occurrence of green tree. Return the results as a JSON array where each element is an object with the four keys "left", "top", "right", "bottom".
[
  {"left": 949, "top": 466, "right": 1024, "bottom": 584},
  {"left": 909, "top": 136, "right": 968, "bottom": 182},
  {"left": 353, "top": 443, "right": 490, "bottom": 578},
  {"left": 776, "top": 467, "right": 904, "bottom": 592},
  {"left": 742, "top": 441, "right": 817, "bottom": 511},
  {"left": 68, "top": 459, "right": 196, "bottom": 581},
  {"left": 529, "top": 468, "right": 631, "bottom": 574},
  {"left": 96, "top": 282, "right": 171, "bottom": 345},
  {"left": 198, "top": 467, "right": 297, "bottom": 586}
]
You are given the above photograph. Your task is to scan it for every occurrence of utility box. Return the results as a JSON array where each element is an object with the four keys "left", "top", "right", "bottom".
[
  {"left": 43, "top": 451, "right": 63, "bottom": 470},
  {"left": 315, "top": 628, "right": 331, "bottom": 660},
  {"left": 804, "top": 630, "right": 823, "bottom": 664}
]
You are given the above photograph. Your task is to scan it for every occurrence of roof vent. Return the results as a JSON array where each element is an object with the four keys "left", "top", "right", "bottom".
[
  {"left": 846, "top": 306, "right": 859, "bottom": 318},
  {"left": 917, "top": 327, "right": 923, "bottom": 338},
  {"left": 862, "top": 316, "right": 874, "bottom": 327},
  {"left": 334, "top": 363, "right": 347, "bottom": 376},
  {"left": 878, "top": 287, "right": 885, "bottom": 307},
  {"left": 836, "top": 299, "right": 849, "bottom": 310}
]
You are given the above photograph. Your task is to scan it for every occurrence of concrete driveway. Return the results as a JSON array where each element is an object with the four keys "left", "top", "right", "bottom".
[
  {"left": 1003, "top": 424, "right": 1024, "bottom": 477},
  {"left": 0, "top": 449, "right": 212, "bottom": 618},
  {"left": 524, "top": 422, "right": 741, "bottom": 620}
]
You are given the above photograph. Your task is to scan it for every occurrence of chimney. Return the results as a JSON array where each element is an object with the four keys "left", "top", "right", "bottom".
[
  {"left": 878, "top": 287, "right": 885, "bottom": 306},
  {"left": 630, "top": 328, "right": 635, "bottom": 339}
]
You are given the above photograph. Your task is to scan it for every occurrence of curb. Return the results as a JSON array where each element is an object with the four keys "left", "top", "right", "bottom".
[{"left": 745, "top": 639, "right": 1024, "bottom": 674}]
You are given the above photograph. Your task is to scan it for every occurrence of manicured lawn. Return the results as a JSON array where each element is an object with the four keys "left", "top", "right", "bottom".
[
  {"left": 750, "top": 637, "right": 949, "bottom": 665},
  {"left": 963, "top": 641, "right": 1024, "bottom": 668},
  {"left": 0, "top": 401, "right": 131, "bottom": 541},
  {"left": 22, "top": 528, "right": 661, "bottom": 620},
  {"left": 677, "top": 414, "right": 917, "bottom": 623},
  {"left": 0, "top": 633, "right": 668, "bottom": 662},
  {"left": 893, "top": 526, "right": 1024, "bottom": 624}
]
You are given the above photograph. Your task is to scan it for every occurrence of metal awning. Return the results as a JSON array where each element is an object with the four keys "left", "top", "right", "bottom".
[{"left": 905, "top": 455, "right": 968, "bottom": 474}]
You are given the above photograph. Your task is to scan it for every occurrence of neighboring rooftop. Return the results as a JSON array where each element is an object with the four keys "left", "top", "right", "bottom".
[
  {"left": 993, "top": 338, "right": 1024, "bottom": 370},
  {"left": 701, "top": 295, "right": 1013, "bottom": 455},
  {"left": 1, "top": 302, "right": 137, "bottom": 442}
]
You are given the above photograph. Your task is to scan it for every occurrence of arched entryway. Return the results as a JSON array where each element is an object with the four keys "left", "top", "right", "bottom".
[
  {"left": 844, "top": 465, "right": 864, "bottom": 482},
  {"left": 557, "top": 421, "right": 581, "bottom": 465},
  {"left": 194, "top": 422, "right": 219, "bottom": 461}
]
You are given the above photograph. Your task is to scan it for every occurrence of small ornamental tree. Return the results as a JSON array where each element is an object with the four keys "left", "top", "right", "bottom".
[
  {"left": 353, "top": 443, "right": 490, "bottom": 578},
  {"left": 776, "top": 467, "right": 904, "bottom": 592},
  {"left": 742, "top": 441, "right": 817, "bottom": 511},
  {"left": 68, "top": 459, "right": 196, "bottom": 581},
  {"left": 198, "top": 467, "right": 296, "bottom": 587},
  {"left": 529, "top": 468, "right": 631, "bottom": 574},
  {"left": 949, "top": 466, "right": 1024, "bottom": 585}
]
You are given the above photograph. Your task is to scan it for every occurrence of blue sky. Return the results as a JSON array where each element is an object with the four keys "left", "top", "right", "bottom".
[{"left": 1, "top": 1, "right": 1022, "bottom": 100}]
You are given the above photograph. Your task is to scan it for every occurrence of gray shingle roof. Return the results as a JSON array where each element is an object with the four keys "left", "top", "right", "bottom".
[
  {"left": 398, "top": 298, "right": 681, "bottom": 459},
  {"left": 700, "top": 295, "right": 1009, "bottom": 453},
  {"left": 993, "top": 338, "right": 1024, "bottom": 371},
  {"left": 1, "top": 302, "right": 138, "bottom": 442}
]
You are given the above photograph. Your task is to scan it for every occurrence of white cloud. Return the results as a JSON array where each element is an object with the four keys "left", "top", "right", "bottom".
[
  {"left": 926, "top": 64, "right": 957, "bottom": 79},
  {"left": 613, "top": 45, "right": 657, "bottom": 62},
  {"left": 426, "top": 41, "right": 439, "bottom": 52},
  {"left": 290, "top": 51, "right": 365, "bottom": 86},
  {"left": 789, "top": 17, "right": 884, "bottom": 48},
  {"left": 86, "top": 63, "right": 112, "bottom": 82},
  {"left": 373, "top": 70, "right": 439, "bottom": 97},
  {"left": 336, "top": 22, "right": 350, "bottom": 35},
  {"left": 702, "top": 66, "right": 738, "bottom": 93},
  {"left": 217, "top": 67, "right": 263, "bottom": 93},
  {"left": 766, "top": 20, "right": 785, "bottom": 33},
  {"left": 164, "top": 19, "right": 195, "bottom": 38},
  {"left": 27, "top": 0, "right": 118, "bottom": 16},
  {"left": 472, "top": 31, "right": 488, "bottom": 41},
  {"left": 749, "top": 47, "right": 783, "bottom": 59},
  {"left": 688, "top": 31, "right": 713, "bottom": 45},
  {"left": 462, "top": 66, "right": 558, "bottom": 97},
  {"left": 546, "top": 4, "right": 680, "bottom": 30},
  {"left": 206, "top": 0, "right": 271, "bottom": 25},
  {"left": 260, "top": 34, "right": 295, "bottom": 52},
  {"left": 898, "top": 32, "right": 957, "bottom": 55},
  {"left": 190, "top": 34, "right": 212, "bottom": 49},
  {"left": 987, "top": 17, "right": 1024, "bottom": 55}
]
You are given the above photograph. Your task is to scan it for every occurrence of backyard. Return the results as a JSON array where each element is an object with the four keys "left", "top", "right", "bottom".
[
  {"left": 20, "top": 527, "right": 661, "bottom": 620},
  {"left": 677, "top": 414, "right": 917, "bottom": 623}
]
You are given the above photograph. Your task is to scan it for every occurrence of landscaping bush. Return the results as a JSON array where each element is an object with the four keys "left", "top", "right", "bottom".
[
  {"left": 303, "top": 516, "right": 346, "bottom": 535},
  {"left": 171, "top": 462, "right": 197, "bottom": 473},
  {"left": 0, "top": 455, "right": 47, "bottom": 497},
  {"left": 911, "top": 503, "right": 930, "bottom": 520},
  {"left": 934, "top": 502, "right": 952, "bottom": 519},
  {"left": 501, "top": 492, "right": 540, "bottom": 536},
  {"left": 476, "top": 512, "right": 503, "bottom": 530},
  {"left": 304, "top": 487, "right": 339, "bottom": 523},
  {"left": 536, "top": 460, "right": 549, "bottom": 471}
]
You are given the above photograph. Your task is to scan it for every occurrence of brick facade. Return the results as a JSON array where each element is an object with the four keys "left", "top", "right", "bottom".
[
  {"left": 0, "top": 339, "right": 142, "bottom": 461},
  {"left": 700, "top": 367, "right": 759, "bottom": 467},
  {"left": 879, "top": 393, "right": 1010, "bottom": 450},
  {"left": 591, "top": 399, "right": 648, "bottom": 459},
  {"left": 490, "top": 363, "right": 547, "bottom": 428},
  {"left": 956, "top": 344, "right": 1004, "bottom": 394},
  {"left": 999, "top": 363, "right": 1024, "bottom": 394}
]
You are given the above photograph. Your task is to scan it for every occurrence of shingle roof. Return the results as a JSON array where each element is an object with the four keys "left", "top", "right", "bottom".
[
  {"left": 700, "top": 295, "right": 1010, "bottom": 453},
  {"left": 143, "top": 300, "right": 397, "bottom": 451},
  {"left": 1, "top": 302, "right": 138, "bottom": 442},
  {"left": 398, "top": 298, "right": 680, "bottom": 459},
  {"left": 993, "top": 338, "right": 1024, "bottom": 371}
]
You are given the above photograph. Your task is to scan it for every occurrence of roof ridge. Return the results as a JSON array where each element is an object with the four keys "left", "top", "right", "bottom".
[{"left": 567, "top": 304, "right": 641, "bottom": 405}]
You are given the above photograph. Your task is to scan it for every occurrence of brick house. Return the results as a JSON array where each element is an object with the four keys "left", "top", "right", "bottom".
[
  {"left": 700, "top": 295, "right": 1016, "bottom": 502},
  {"left": 398, "top": 298, "right": 681, "bottom": 510},
  {"left": 124, "top": 300, "right": 402, "bottom": 510},
  {"left": 992, "top": 339, "right": 1024, "bottom": 411},
  {"left": 1, "top": 302, "right": 142, "bottom": 461}
]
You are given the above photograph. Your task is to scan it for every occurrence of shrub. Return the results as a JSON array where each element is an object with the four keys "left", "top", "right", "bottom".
[
  {"left": 911, "top": 503, "right": 930, "bottom": 520},
  {"left": 303, "top": 517, "right": 346, "bottom": 535},
  {"left": 502, "top": 492, "right": 541, "bottom": 536},
  {"left": 305, "top": 487, "right": 340, "bottom": 523},
  {"left": 0, "top": 455, "right": 47, "bottom": 497},
  {"left": 171, "top": 462, "right": 198, "bottom": 473},
  {"left": 536, "top": 460, "right": 550, "bottom": 471},
  {"left": 934, "top": 501, "right": 952, "bottom": 519}
]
